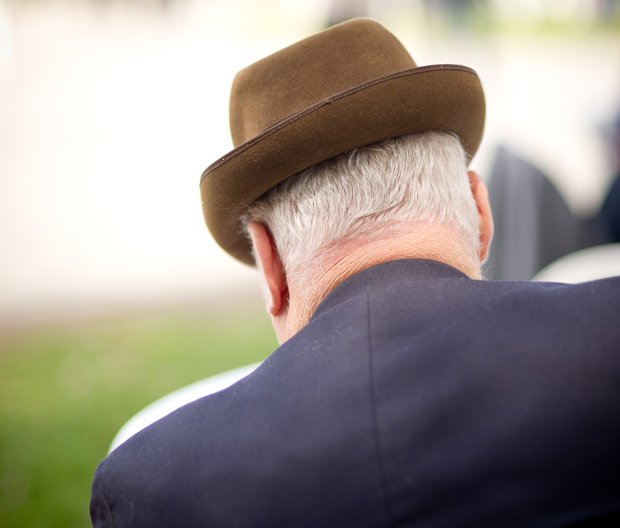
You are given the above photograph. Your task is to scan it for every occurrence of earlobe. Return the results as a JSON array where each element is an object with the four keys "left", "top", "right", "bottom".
[
  {"left": 246, "top": 222, "right": 289, "bottom": 316},
  {"left": 467, "top": 171, "right": 494, "bottom": 263}
]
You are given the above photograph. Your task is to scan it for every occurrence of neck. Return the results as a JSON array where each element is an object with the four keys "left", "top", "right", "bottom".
[{"left": 279, "top": 224, "right": 480, "bottom": 342}]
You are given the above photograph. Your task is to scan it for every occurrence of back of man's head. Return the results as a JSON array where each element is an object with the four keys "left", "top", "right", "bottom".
[
  {"left": 242, "top": 131, "right": 480, "bottom": 287},
  {"left": 199, "top": 19, "right": 490, "bottom": 341}
]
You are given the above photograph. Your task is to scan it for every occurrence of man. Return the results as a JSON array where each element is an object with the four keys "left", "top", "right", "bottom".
[{"left": 90, "top": 19, "right": 620, "bottom": 527}]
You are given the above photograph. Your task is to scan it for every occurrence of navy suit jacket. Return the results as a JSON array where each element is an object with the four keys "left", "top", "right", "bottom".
[{"left": 90, "top": 259, "right": 620, "bottom": 527}]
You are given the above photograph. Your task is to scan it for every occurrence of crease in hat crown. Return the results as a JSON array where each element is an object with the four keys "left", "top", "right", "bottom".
[{"left": 200, "top": 18, "right": 486, "bottom": 266}]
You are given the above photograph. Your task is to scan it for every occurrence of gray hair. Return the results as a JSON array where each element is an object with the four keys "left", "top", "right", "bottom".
[{"left": 241, "top": 131, "right": 480, "bottom": 283}]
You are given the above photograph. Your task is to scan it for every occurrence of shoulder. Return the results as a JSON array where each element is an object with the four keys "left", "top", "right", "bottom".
[{"left": 91, "top": 339, "right": 390, "bottom": 527}]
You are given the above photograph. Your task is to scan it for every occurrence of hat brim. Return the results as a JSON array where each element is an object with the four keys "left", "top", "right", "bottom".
[{"left": 200, "top": 64, "right": 485, "bottom": 265}]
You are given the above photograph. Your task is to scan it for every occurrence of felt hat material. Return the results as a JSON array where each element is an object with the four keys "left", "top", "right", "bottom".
[{"left": 200, "top": 18, "right": 485, "bottom": 265}]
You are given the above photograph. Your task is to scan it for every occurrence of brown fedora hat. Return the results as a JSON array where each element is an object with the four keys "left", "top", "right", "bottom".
[{"left": 200, "top": 18, "right": 485, "bottom": 265}]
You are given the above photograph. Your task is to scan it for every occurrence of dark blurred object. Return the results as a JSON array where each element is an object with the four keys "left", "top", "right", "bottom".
[
  {"left": 327, "top": 0, "right": 370, "bottom": 27},
  {"left": 598, "top": 0, "right": 620, "bottom": 21},
  {"left": 597, "top": 110, "right": 620, "bottom": 243},
  {"left": 599, "top": 173, "right": 620, "bottom": 242},
  {"left": 485, "top": 147, "right": 610, "bottom": 281},
  {"left": 425, "top": 0, "right": 476, "bottom": 16},
  {"left": 424, "top": 0, "right": 486, "bottom": 30}
]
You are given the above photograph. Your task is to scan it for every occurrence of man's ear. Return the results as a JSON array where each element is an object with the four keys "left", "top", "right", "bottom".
[
  {"left": 247, "top": 222, "right": 288, "bottom": 316},
  {"left": 468, "top": 171, "right": 494, "bottom": 263}
]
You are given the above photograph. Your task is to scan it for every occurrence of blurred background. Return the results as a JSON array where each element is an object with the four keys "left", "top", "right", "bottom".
[{"left": 1, "top": 0, "right": 619, "bottom": 526}]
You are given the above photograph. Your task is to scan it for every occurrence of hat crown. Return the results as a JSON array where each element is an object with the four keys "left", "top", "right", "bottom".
[{"left": 229, "top": 19, "right": 416, "bottom": 147}]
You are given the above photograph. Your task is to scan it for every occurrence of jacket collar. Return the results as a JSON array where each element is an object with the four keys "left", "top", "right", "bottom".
[{"left": 311, "top": 259, "right": 470, "bottom": 321}]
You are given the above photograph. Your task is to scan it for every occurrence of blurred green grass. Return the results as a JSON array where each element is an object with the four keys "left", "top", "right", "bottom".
[{"left": 0, "top": 307, "right": 277, "bottom": 528}]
